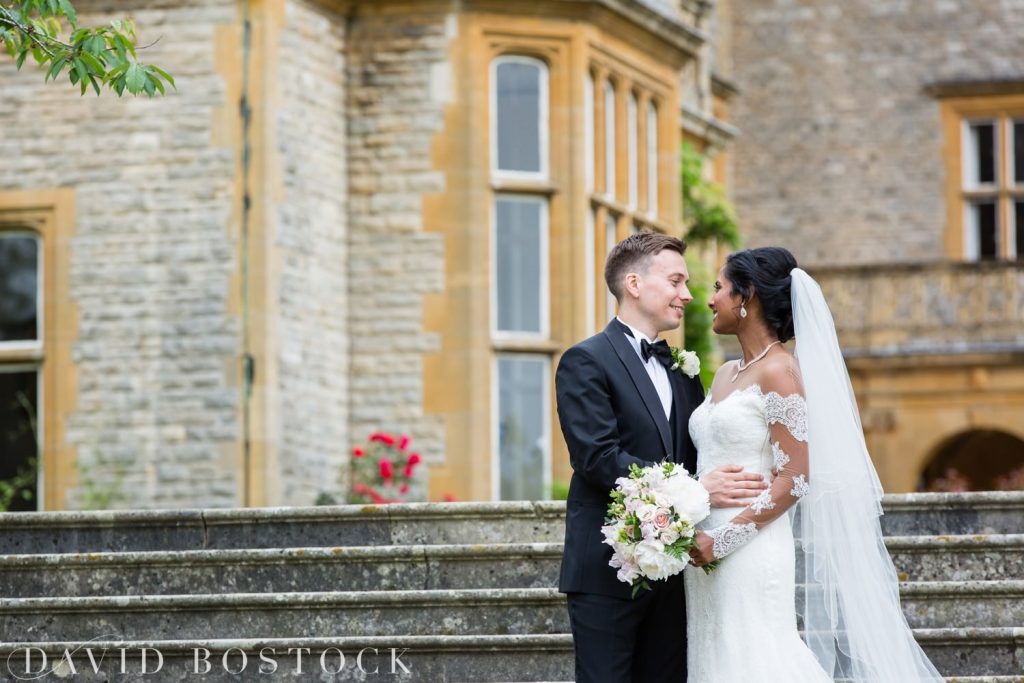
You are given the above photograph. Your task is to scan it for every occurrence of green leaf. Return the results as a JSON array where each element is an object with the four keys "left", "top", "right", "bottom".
[
  {"left": 46, "top": 55, "right": 66, "bottom": 81},
  {"left": 125, "top": 62, "right": 145, "bottom": 94},
  {"left": 149, "top": 64, "right": 175, "bottom": 89},
  {"left": 72, "top": 56, "right": 89, "bottom": 93},
  {"left": 86, "top": 34, "right": 104, "bottom": 55},
  {"left": 148, "top": 71, "right": 164, "bottom": 95},
  {"left": 57, "top": 0, "right": 78, "bottom": 27},
  {"left": 14, "top": 48, "right": 29, "bottom": 70},
  {"left": 79, "top": 50, "right": 103, "bottom": 75},
  {"left": 115, "top": 33, "right": 136, "bottom": 59}
]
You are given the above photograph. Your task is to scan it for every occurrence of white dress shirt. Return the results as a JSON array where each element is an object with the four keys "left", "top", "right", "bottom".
[{"left": 617, "top": 317, "right": 673, "bottom": 420}]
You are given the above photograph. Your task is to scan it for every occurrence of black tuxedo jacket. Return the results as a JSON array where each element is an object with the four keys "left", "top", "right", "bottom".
[{"left": 556, "top": 318, "right": 703, "bottom": 598}]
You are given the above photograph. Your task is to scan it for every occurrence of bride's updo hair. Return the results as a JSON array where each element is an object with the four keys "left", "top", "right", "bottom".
[{"left": 724, "top": 247, "right": 798, "bottom": 343}]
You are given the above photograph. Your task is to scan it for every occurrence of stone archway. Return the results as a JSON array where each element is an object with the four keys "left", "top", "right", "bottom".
[{"left": 919, "top": 429, "right": 1024, "bottom": 491}]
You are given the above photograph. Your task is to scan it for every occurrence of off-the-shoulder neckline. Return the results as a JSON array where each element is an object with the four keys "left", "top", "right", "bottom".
[{"left": 705, "top": 382, "right": 806, "bottom": 408}]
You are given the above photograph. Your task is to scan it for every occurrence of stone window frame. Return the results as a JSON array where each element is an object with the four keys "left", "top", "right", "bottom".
[
  {"left": 490, "top": 54, "right": 550, "bottom": 182},
  {"left": 489, "top": 352, "right": 553, "bottom": 502},
  {"left": 588, "top": 50, "right": 674, "bottom": 333},
  {"left": 937, "top": 89, "right": 1024, "bottom": 261},
  {"left": 488, "top": 44, "right": 559, "bottom": 501},
  {"left": 436, "top": 12, "right": 684, "bottom": 501},
  {"left": 0, "top": 229, "right": 42, "bottom": 510},
  {"left": 0, "top": 189, "right": 76, "bottom": 509}
]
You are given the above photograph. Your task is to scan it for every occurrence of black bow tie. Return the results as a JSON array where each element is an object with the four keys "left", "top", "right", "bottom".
[{"left": 640, "top": 338, "right": 673, "bottom": 367}]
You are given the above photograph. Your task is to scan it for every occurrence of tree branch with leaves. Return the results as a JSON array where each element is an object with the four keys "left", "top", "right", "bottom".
[{"left": 0, "top": 0, "right": 173, "bottom": 96}]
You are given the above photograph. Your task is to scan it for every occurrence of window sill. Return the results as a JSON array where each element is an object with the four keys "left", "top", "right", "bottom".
[
  {"left": 492, "top": 338, "right": 563, "bottom": 354},
  {"left": 491, "top": 178, "right": 558, "bottom": 195}
]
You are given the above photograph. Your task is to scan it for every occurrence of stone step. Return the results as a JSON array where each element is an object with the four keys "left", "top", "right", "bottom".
[
  {"left": 0, "top": 502, "right": 567, "bottom": 555},
  {"left": 886, "top": 534, "right": 1024, "bottom": 582},
  {"left": 899, "top": 581, "right": 1024, "bottom": 629},
  {"left": 3, "top": 580, "right": 1020, "bottom": 644},
  {"left": 2, "top": 493, "right": 1022, "bottom": 556},
  {"left": 0, "top": 588, "right": 569, "bottom": 642},
  {"left": 917, "top": 628, "right": 1024, "bottom": 678},
  {"left": 0, "top": 635, "right": 574, "bottom": 682},
  {"left": 0, "top": 543, "right": 564, "bottom": 597},
  {"left": 880, "top": 492, "right": 1024, "bottom": 536},
  {"left": 802, "top": 580, "right": 1024, "bottom": 631},
  {"left": 3, "top": 533, "right": 1020, "bottom": 598},
  {"left": 0, "top": 629, "right": 1020, "bottom": 680}
]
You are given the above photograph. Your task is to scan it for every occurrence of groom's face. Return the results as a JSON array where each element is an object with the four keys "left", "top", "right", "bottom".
[{"left": 633, "top": 249, "right": 692, "bottom": 333}]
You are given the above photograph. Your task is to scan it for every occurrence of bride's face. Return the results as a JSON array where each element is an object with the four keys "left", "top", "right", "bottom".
[{"left": 709, "top": 267, "right": 744, "bottom": 334}]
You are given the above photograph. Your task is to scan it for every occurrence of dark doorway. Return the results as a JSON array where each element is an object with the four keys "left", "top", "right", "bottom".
[{"left": 919, "top": 429, "right": 1024, "bottom": 492}]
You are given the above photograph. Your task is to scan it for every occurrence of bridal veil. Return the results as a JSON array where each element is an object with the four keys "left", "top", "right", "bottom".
[{"left": 790, "top": 267, "right": 943, "bottom": 682}]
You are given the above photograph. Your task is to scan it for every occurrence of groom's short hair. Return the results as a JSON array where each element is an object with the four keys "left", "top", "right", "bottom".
[{"left": 604, "top": 232, "right": 687, "bottom": 302}]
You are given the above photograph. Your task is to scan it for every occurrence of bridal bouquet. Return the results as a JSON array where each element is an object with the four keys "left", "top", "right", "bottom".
[{"left": 602, "top": 461, "right": 713, "bottom": 595}]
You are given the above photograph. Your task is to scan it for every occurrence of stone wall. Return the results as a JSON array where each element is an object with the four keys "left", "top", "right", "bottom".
[
  {"left": 0, "top": 1, "right": 241, "bottom": 508},
  {"left": 730, "top": 0, "right": 1024, "bottom": 267},
  {"left": 344, "top": 7, "right": 448, "bottom": 469},
  {"left": 271, "top": 0, "right": 349, "bottom": 505}
]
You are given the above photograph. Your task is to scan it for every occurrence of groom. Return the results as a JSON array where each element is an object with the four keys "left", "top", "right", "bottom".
[{"left": 556, "top": 233, "right": 766, "bottom": 682}]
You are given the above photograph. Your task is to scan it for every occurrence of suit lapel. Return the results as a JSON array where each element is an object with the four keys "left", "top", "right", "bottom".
[
  {"left": 669, "top": 370, "right": 690, "bottom": 465},
  {"left": 602, "top": 320, "right": 673, "bottom": 459}
]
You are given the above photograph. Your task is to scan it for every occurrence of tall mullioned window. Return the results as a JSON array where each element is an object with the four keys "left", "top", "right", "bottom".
[
  {"left": 0, "top": 231, "right": 41, "bottom": 511},
  {"left": 490, "top": 55, "right": 552, "bottom": 501},
  {"left": 587, "top": 64, "right": 668, "bottom": 331}
]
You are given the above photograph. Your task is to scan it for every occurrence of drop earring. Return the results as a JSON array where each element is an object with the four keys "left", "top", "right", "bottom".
[{"left": 740, "top": 303, "right": 748, "bottom": 318}]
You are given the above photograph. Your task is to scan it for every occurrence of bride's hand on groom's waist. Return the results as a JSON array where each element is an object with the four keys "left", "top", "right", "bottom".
[{"left": 699, "top": 465, "right": 768, "bottom": 508}]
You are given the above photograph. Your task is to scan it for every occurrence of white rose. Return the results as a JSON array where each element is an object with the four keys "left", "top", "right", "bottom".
[
  {"left": 616, "top": 559, "right": 641, "bottom": 584},
  {"left": 661, "top": 472, "right": 711, "bottom": 526},
  {"left": 637, "top": 503, "right": 658, "bottom": 523},
  {"left": 643, "top": 466, "right": 665, "bottom": 488},
  {"left": 614, "top": 541, "right": 636, "bottom": 562},
  {"left": 659, "top": 528, "right": 680, "bottom": 545},
  {"left": 672, "top": 349, "right": 700, "bottom": 378},
  {"left": 634, "top": 539, "right": 687, "bottom": 581},
  {"left": 601, "top": 521, "right": 623, "bottom": 546}
]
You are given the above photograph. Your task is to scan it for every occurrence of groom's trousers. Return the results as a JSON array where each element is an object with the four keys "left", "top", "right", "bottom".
[{"left": 565, "top": 576, "right": 687, "bottom": 683}]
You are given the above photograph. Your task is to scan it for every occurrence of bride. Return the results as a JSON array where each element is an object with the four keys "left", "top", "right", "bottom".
[{"left": 684, "top": 247, "right": 943, "bottom": 682}]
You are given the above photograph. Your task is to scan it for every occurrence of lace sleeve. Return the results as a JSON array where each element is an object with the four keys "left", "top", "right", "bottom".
[{"left": 705, "top": 365, "right": 810, "bottom": 561}]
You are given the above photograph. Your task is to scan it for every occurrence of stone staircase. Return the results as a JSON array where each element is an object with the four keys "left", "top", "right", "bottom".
[{"left": 0, "top": 493, "right": 1020, "bottom": 681}]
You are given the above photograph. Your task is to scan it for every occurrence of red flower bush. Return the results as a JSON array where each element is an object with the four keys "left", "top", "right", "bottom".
[{"left": 348, "top": 432, "right": 423, "bottom": 504}]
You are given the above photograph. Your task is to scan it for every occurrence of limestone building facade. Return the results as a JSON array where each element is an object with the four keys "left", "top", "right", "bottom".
[
  {"left": 727, "top": 0, "right": 1024, "bottom": 491},
  {"left": 0, "top": 0, "right": 734, "bottom": 508},
  {"left": 7, "top": 0, "right": 1015, "bottom": 509}
]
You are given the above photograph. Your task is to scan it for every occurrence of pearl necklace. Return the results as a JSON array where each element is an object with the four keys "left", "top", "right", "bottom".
[{"left": 731, "top": 340, "right": 782, "bottom": 383}]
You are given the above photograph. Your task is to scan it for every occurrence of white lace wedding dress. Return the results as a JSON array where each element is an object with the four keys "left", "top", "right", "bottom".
[{"left": 684, "top": 382, "right": 831, "bottom": 682}]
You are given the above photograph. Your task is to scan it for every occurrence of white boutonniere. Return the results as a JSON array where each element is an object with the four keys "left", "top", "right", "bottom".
[{"left": 669, "top": 347, "right": 701, "bottom": 378}]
